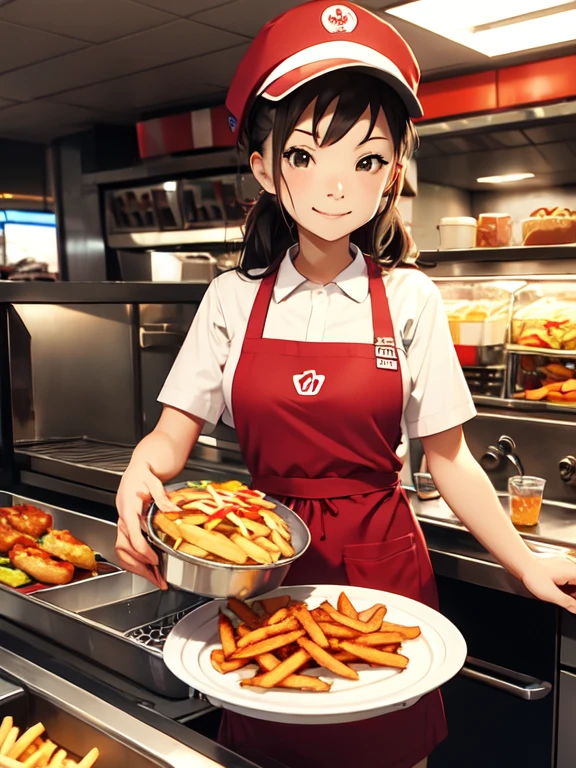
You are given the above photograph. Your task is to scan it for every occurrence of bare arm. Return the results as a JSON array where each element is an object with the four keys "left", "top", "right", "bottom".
[
  {"left": 130, "top": 405, "right": 205, "bottom": 482},
  {"left": 115, "top": 405, "right": 205, "bottom": 587},
  {"left": 422, "top": 426, "right": 576, "bottom": 612}
]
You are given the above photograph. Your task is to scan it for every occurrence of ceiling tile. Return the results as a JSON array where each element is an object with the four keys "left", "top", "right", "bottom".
[
  {"left": 0, "top": 19, "right": 246, "bottom": 101},
  {"left": 134, "top": 0, "right": 234, "bottom": 15},
  {"left": 53, "top": 59, "right": 227, "bottom": 111},
  {"left": 193, "top": 0, "right": 303, "bottom": 37},
  {"left": 0, "top": 0, "right": 174, "bottom": 44},
  {"left": 0, "top": 99, "right": 127, "bottom": 141},
  {"left": 537, "top": 142, "right": 576, "bottom": 171},
  {"left": 0, "top": 20, "right": 86, "bottom": 75},
  {"left": 173, "top": 42, "right": 250, "bottom": 88}
]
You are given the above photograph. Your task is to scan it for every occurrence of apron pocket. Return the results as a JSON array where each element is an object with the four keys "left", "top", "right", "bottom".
[{"left": 343, "top": 534, "right": 422, "bottom": 602}]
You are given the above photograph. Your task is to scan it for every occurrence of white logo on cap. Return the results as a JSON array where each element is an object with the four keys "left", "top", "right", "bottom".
[{"left": 321, "top": 5, "right": 358, "bottom": 34}]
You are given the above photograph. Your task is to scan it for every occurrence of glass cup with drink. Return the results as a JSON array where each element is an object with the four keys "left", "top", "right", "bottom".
[{"left": 508, "top": 476, "right": 546, "bottom": 527}]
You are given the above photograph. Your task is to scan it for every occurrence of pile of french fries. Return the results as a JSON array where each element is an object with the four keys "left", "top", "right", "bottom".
[
  {"left": 0, "top": 717, "right": 98, "bottom": 768},
  {"left": 210, "top": 592, "right": 421, "bottom": 691},
  {"left": 153, "top": 481, "right": 295, "bottom": 566}
]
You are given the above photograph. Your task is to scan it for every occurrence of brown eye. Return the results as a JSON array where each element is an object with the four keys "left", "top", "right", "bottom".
[
  {"left": 284, "top": 149, "right": 313, "bottom": 168},
  {"left": 356, "top": 154, "right": 388, "bottom": 173}
]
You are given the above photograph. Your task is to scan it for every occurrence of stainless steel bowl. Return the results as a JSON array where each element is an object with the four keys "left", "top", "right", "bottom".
[{"left": 144, "top": 482, "right": 311, "bottom": 599}]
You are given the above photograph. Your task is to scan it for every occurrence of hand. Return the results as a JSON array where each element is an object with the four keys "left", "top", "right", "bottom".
[
  {"left": 521, "top": 552, "right": 576, "bottom": 613},
  {"left": 115, "top": 461, "right": 180, "bottom": 590}
]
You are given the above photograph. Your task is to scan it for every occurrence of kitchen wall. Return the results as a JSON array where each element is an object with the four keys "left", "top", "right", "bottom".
[
  {"left": 411, "top": 182, "right": 472, "bottom": 251},
  {"left": 472, "top": 185, "right": 576, "bottom": 245}
]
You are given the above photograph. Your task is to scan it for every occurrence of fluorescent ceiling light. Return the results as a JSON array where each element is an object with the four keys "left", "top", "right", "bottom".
[
  {"left": 163, "top": 181, "right": 177, "bottom": 192},
  {"left": 386, "top": 1, "right": 576, "bottom": 56},
  {"left": 477, "top": 173, "right": 535, "bottom": 183}
]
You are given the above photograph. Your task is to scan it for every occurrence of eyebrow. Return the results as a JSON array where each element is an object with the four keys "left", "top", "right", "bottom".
[{"left": 293, "top": 128, "right": 389, "bottom": 147}]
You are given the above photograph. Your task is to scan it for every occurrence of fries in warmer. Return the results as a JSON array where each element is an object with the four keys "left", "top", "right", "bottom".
[
  {"left": 0, "top": 716, "right": 99, "bottom": 766},
  {"left": 152, "top": 483, "right": 295, "bottom": 567},
  {"left": 209, "top": 591, "right": 422, "bottom": 692}
]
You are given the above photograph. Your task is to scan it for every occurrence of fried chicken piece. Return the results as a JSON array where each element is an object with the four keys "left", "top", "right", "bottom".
[
  {"left": 9, "top": 544, "right": 74, "bottom": 585},
  {"left": 1, "top": 504, "right": 53, "bottom": 538},
  {"left": 0, "top": 520, "right": 35, "bottom": 554},
  {"left": 39, "top": 529, "right": 97, "bottom": 571}
]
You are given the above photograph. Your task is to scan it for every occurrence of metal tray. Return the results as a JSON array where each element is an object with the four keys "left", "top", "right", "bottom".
[
  {"left": 0, "top": 648, "right": 220, "bottom": 767},
  {"left": 0, "top": 491, "right": 208, "bottom": 698}
]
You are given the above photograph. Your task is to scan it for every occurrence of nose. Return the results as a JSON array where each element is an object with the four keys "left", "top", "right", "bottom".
[{"left": 327, "top": 180, "right": 344, "bottom": 200}]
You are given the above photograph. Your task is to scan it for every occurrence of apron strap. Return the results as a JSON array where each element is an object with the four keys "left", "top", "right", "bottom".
[
  {"left": 366, "top": 257, "right": 395, "bottom": 341},
  {"left": 244, "top": 271, "right": 277, "bottom": 341}
]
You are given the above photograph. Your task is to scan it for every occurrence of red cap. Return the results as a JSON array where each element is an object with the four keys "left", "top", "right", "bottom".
[{"left": 226, "top": 1, "right": 422, "bottom": 139}]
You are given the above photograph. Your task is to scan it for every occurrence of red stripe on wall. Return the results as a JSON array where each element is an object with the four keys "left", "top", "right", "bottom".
[
  {"left": 498, "top": 54, "right": 576, "bottom": 109},
  {"left": 417, "top": 71, "right": 498, "bottom": 122},
  {"left": 161, "top": 112, "right": 193, "bottom": 155}
]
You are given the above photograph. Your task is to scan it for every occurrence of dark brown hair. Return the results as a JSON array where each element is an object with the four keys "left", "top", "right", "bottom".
[{"left": 237, "top": 70, "right": 417, "bottom": 278}]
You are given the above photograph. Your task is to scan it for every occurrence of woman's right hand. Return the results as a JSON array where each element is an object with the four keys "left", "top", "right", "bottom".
[{"left": 115, "top": 461, "right": 181, "bottom": 589}]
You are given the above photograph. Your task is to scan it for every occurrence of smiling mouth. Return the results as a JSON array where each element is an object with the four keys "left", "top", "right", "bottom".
[{"left": 312, "top": 208, "right": 352, "bottom": 219}]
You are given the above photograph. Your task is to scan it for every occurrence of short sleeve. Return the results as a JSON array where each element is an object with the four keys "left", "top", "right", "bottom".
[
  {"left": 403, "top": 281, "right": 476, "bottom": 439},
  {"left": 157, "top": 277, "right": 229, "bottom": 426}
]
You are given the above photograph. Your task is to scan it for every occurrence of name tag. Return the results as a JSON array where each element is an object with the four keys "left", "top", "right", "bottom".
[
  {"left": 377, "top": 358, "right": 398, "bottom": 371},
  {"left": 374, "top": 336, "right": 398, "bottom": 370}
]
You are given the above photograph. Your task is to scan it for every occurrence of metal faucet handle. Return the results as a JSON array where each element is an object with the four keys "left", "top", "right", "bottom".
[{"left": 498, "top": 436, "right": 517, "bottom": 454}]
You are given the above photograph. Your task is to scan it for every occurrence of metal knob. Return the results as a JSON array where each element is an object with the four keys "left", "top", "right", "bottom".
[
  {"left": 559, "top": 456, "right": 576, "bottom": 483},
  {"left": 481, "top": 447, "right": 502, "bottom": 473}
]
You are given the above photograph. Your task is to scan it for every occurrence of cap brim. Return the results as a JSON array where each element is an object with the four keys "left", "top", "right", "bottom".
[{"left": 261, "top": 59, "right": 423, "bottom": 119}]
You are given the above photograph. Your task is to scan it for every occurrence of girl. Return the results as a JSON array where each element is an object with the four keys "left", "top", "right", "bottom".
[{"left": 116, "top": 3, "right": 576, "bottom": 767}]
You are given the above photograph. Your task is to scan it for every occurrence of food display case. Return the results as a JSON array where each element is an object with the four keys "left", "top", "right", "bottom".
[{"left": 433, "top": 273, "right": 576, "bottom": 413}]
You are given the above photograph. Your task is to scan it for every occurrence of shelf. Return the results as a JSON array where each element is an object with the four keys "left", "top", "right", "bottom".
[
  {"left": 0, "top": 281, "right": 210, "bottom": 304},
  {"left": 419, "top": 245, "right": 576, "bottom": 264},
  {"left": 506, "top": 344, "right": 576, "bottom": 359},
  {"left": 473, "top": 394, "right": 576, "bottom": 416},
  {"left": 108, "top": 226, "right": 244, "bottom": 248}
]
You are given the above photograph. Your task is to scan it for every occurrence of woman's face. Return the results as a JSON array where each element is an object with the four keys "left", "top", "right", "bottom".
[{"left": 251, "top": 99, "right": 396, "bottom": 242}]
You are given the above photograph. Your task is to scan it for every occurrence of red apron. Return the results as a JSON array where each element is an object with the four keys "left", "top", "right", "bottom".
[{"left": 219, "top": 257, "right": 447, "bottom": 768}]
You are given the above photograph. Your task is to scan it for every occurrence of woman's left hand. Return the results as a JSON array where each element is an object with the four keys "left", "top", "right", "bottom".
[{"left": 521, "top": 553, "right": 576, "bottom": 613}]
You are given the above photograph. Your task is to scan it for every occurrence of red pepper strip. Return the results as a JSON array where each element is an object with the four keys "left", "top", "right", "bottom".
[
  {"left": 544, "top": 321, "right": 567, "bottom": 329},
  {"left": 205, "top": 507, "right": 230, "bottom": 522},
  {"left": 239, "top": 506, "right": 264, "bottom": 521},
  {"left": 518, "top": 335, "right": 552, "bottom": 349}
]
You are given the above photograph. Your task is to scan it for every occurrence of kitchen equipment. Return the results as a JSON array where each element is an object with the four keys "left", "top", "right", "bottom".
[
  {"left": 0, "top": 491, "right": 211, "bottom": 698},
  {"left": 437, "top": 280, "right": 519, "bottom": 367},
  {"left": 163, "top": 584, "right": 467, "bottom": 725},
  {"left": 144, "top": 483, "right": 311, "bottom": 599},
  {"left": 150, "top": 252, "right": 217, "bottom": 283},
  {"left": 476, "top": 213, "right": 512, "bottom": 248},
  {"left": 508, "top": 476, "right": 546, "bottom": 527},
  {"left": 0, "top": 650, "right": 216, "bottom": 768},
  {"left": 438, "top": 217, "right": 477, "bottom": 250}
]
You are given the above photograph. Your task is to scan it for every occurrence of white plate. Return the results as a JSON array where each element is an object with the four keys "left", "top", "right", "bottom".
[{"left": 163, "top": 584, "right": 467, "bottom": 725}]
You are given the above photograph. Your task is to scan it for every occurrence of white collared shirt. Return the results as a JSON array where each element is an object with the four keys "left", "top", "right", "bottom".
[{"left": 158, "top": 245, "right": 476, "bottom": 440}]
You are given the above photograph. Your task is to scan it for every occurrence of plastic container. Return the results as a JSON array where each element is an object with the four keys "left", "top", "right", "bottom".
[
  {"left": 476, "top": 213, "right": 512, "bottom": 248},
  {"left": 511, "top": 283, "right": 576, "bottom": 350},
  {"left": 438, "top": 217, "right": 477, "bottom": 250}
]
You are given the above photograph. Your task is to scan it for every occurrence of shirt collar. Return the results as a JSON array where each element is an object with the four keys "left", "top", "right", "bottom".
[{"left": 273, "top": 243, "right": 369, "bottom": 304}]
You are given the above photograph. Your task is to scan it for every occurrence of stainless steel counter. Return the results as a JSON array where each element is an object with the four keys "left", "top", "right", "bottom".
[{"left": 409, "top": 490, "right": 576, "bottom": 598}]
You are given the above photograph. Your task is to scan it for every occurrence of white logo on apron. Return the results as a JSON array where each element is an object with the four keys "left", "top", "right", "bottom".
[{"left": 293, "top": 369, "right": 325, "bottom": 396}]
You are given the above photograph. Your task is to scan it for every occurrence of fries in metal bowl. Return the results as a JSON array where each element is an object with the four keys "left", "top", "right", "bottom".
[{"left": 145, "top": 482, "right": 310, "bottom": 599}]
